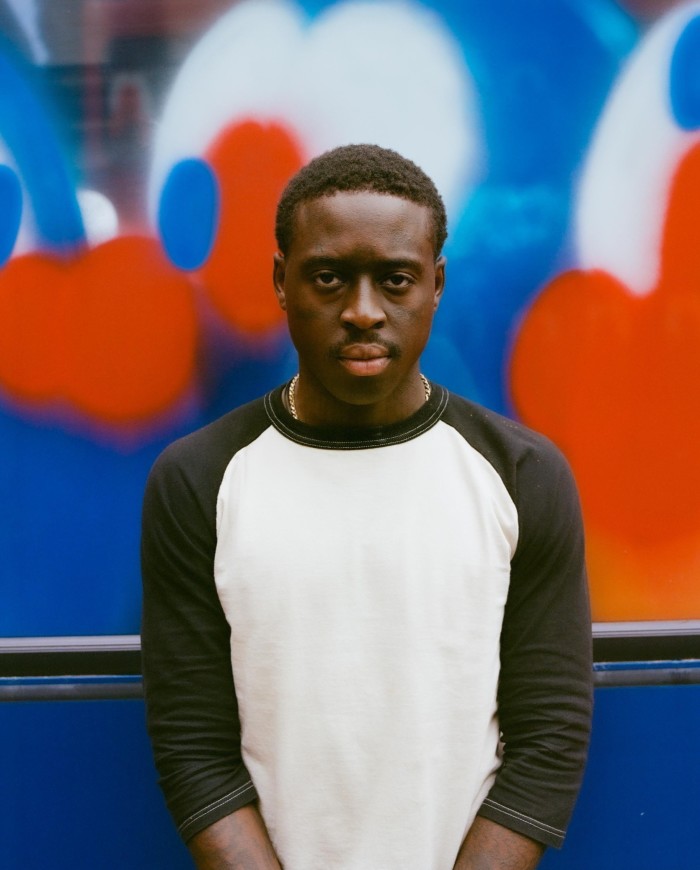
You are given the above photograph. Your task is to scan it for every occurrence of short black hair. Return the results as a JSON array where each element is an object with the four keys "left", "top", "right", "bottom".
[{"left": 275, "top": 144, "right": 447, "bottom": 257}]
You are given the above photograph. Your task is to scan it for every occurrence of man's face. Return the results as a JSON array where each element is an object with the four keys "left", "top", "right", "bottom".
[{"left": 273, "top": 191, "right": 445, "bottom": 426}]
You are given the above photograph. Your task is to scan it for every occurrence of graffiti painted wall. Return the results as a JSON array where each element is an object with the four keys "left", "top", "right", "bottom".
[{"left": 0, "top": 0, "right": 696, "bottom": 635}]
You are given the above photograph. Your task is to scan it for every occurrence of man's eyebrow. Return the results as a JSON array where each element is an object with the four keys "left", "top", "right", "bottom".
[
  {"left": 299, "top": 255, "right": 345, "bottom": 269},
  {"left": 378, "top": 257, "right": 425, "bottom": 271},
  {"left": 300, "top": 255, "right": 425, "bottom": 271}
]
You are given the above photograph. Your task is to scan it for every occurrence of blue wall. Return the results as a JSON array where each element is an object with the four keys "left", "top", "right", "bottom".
[{"left": 3, "top": 682, "right": 699, "bottom": 869}]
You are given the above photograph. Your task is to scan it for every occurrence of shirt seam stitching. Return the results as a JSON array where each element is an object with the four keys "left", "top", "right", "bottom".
[
  {"left": 481, "top": 798, "right": 565, "bottom": 835},
  {"left": 177, "top": 781, "right": 256, "bottom": 834}
]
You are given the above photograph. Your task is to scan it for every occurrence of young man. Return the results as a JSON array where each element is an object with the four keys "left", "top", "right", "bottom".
[{"left": 141, "top": 144, "right": 592, "bottom": 870}]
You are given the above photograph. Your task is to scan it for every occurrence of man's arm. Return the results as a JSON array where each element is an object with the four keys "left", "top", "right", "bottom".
[
  {"left": 476, "top": 438, "right": 593, "bottom": 849},
  {"left": 189, "top": 805, "right": 281, "bottom": 870},
  {"left": 141, "top": 443, "right": 259, "bottom": 843},
  {"left": 453, "top": 817, "right": 544, "bottom": 870}
]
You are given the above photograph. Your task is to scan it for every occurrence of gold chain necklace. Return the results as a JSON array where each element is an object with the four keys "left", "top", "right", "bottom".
[{"left": 287, "top": 373, "right": 431, "bottom": 421}]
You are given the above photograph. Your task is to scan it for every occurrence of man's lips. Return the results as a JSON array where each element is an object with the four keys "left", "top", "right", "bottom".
[
  {"left": 338, "top": 343, "right": 391, "bottom": 360},
  {"left": 337, "top": 343, "right": 392, "bottom": 376}
]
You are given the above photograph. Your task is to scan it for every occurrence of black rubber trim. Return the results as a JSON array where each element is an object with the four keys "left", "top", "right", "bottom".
[
  {"left": 0, "top": 636, "right": 141, "bottom": 677},
  {"left": 2, "top": 625, "right": 700, "bottom": 680},
  {"left": 592, "top": 620, "right": 700, "bottom": 662}
]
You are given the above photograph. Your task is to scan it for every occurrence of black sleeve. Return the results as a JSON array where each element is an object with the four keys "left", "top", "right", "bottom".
[
  {"left": 141, "top": 443, "right": 258, "bottom": 843},
  {"left": 477, "top": 440, "right": 593, "bottom": 848}
]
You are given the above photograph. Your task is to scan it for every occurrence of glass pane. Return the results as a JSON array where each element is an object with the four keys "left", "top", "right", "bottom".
[{"left": 1, "top": 0, "right": 697, "bottom": 636}]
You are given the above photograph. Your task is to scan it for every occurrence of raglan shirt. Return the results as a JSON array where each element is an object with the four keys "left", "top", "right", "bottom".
[{"left": 141, "top": 383, "right": 592, "bottom": 870}]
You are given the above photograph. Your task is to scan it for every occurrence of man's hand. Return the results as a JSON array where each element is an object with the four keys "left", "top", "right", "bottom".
[
  {"left": 189, "top": 804, "right": 282, "bottom": 870},
  {"left": 454, "top": 816, "right": 544, "bottom": 870}
]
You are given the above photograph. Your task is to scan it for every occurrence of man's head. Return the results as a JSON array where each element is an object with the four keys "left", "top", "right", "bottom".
[
  {"left": 275, "top": 144, "right": 447, "bottom": 258},
  {"left": 273, "top": 145, "right": 447, "bottom": 428}
]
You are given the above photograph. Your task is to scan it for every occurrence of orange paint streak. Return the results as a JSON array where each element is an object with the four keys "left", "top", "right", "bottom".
[
  {"left": 511, "top": 142, "right": 700, "bottom": 620},
  {"left": 586, "top": 528, "right": 700, "bottom": 621},
  {"left": 0, "top": 237, "right": 197, "bottom": 423},
  {"left": 201, "top": 119, "right": 305, "bottom": 333}
]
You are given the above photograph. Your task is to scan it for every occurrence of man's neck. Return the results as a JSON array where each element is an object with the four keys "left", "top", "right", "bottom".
[{"left": 289, "top": 370, "right": 429, "bottom": 427}]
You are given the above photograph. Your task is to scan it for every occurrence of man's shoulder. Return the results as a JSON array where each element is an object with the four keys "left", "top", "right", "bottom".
[
  {"left": 440, "top": 388, "right": 575, "bottom": 500},
  {"left": 443, "top": 389, "right": 561, "bottom": 460},
  {"left": 149, "top": 391, "right": 274, "bottom": 487}
]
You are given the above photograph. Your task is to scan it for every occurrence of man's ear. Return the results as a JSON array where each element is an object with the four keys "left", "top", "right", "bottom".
[
  {"left": 273, "top": 251, "right": 287, "bottom": 310},
  {"left": 433, "top": 256, "right": 446, "bottom": 311}
]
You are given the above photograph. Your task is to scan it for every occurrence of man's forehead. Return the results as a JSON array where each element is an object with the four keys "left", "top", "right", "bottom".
[
  {"left": 291, "top": 191, "right": 433, "bottom": 239},
  {"left": 297, "top": 189, "right": 428, "bottom": 213}
]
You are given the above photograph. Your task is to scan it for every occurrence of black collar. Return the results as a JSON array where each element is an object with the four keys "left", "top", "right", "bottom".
[{"left": 264, "top": 380, "right": 448, "bottom": 450}]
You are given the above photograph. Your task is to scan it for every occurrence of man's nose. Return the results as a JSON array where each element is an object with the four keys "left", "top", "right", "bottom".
[{"left": 340, "top": 279, "right": 386, "bottom": 330}]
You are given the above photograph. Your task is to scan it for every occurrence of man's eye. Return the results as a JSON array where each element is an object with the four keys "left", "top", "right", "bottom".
[
  {"left": 383, "top": 274, "right": 412, "bottom": 290},
  {"left": 314, "top": 271, "right": 342, "bottom": 287}
]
